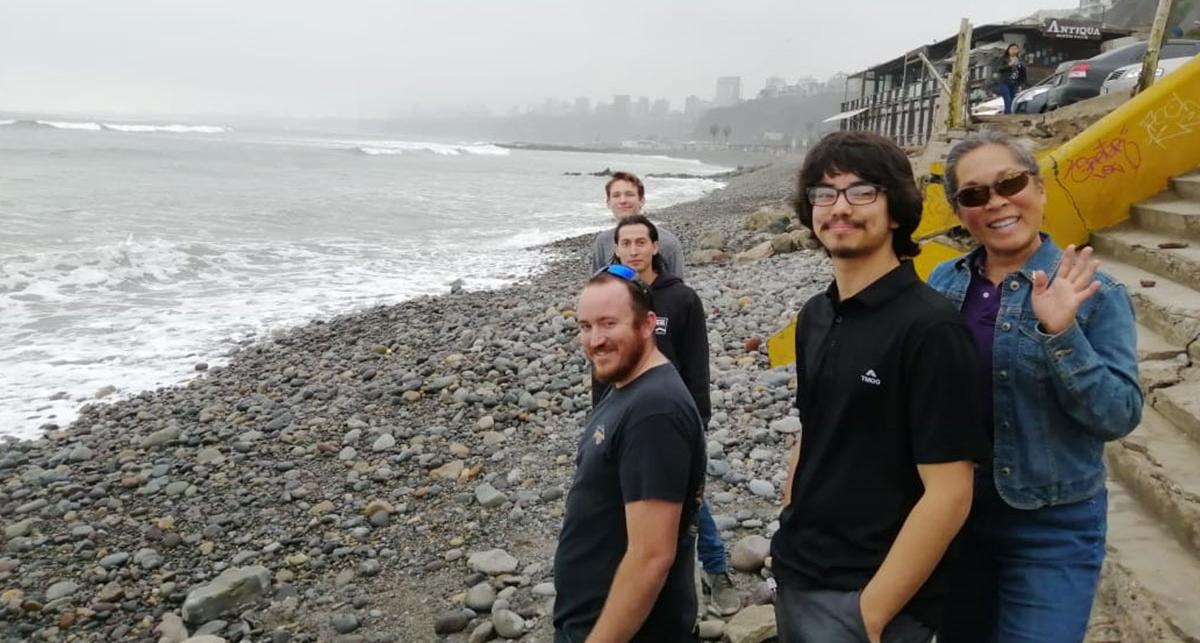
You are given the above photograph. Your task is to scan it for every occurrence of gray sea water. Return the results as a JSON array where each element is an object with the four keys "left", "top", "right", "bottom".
[{"left": 0, "top": 119, "right": 726, "bottom": 439}]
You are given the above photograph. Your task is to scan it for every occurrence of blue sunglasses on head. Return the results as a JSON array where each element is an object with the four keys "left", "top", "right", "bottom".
[{"left": 592, "top": 263, "right": 654, "bottom": 309}]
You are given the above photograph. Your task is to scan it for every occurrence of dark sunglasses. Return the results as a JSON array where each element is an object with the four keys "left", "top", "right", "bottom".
[
  {"left": 593, "top": 263, "right": 654, "bottom": 310},
  {"left": 953, "top": 171, "right": 1033, "bottom": 208}
]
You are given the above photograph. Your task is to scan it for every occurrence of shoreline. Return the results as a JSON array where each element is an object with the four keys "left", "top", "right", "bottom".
[
  {"left": 0, "top": 159, "right": 827, "bottom": 642},
  {"left": 1, "top": 163, "right": 731, "bottom": 443}
]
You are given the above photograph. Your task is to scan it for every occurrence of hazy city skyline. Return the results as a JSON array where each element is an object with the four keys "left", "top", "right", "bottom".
[{"left": 1, "top": 0, "right": 1069, "bottom": 119}]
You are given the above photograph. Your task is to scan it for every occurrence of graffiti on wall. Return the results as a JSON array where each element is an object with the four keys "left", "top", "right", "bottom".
[
  {"left": 1065, "top": 126, "right": 1143, "bottom": 183},
  {"left": 1139, "top": 93, "right": 1200, "bottom": 149}
]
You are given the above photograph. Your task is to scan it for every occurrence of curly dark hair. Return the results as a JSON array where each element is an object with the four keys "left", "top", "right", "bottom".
[{"left": 791, "top": 131, "right": 923, "bottom": 259}]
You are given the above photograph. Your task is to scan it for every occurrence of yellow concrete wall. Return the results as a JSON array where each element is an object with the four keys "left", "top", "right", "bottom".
[{"left": 768, "top": 56, "right": 1200, "bottom": 367}]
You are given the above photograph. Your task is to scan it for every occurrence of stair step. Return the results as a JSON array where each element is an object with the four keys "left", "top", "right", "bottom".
[
  {"left": 1104, "top": 478, "right": 1200, "bottom": 640},
  {"left": 1136, "top": 322, "right": 1187, "bottom": 362},
  {"left": 1096, "top": 256, "right": 1200, "bottom": 355},
  {"left": 1172, "top": 172, "right": 1200, "bottom": 201},
  {"left": 1130, "top": 196, "right": 1200, "bottom": 241},
  {"left": 1092, "top": 557, "right": 1188, "bottom": 643},
  {"left": 1092, "top": 226, "right": 1200, "bottom": 293},
  {"left": 1105, "top": 405, "right": 1200, "bottom": 557},
  {"left": 1153, "top": 376, "right": 1200, "bottom": 447}
]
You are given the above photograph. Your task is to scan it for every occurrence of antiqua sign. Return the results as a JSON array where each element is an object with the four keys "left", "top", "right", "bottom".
[{"left": 1041, "top": 18, "right": 1103, "bottom": 40}]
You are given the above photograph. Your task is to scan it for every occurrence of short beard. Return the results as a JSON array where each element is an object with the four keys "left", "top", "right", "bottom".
[{"left": 594, "top": 336, "right": 649, "bottom": 384}]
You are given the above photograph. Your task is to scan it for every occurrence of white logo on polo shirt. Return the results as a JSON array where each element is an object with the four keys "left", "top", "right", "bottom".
[{"left": 861, "top": 369, "right": 881, "bottom": 386}]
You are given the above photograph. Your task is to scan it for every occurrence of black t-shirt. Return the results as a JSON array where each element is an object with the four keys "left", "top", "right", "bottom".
[
  {"left": 554, "top": 364, "right": 706, "bottom": 642},
  {"left": 770, "top": 262, "right": 987, "bottom": 628}
]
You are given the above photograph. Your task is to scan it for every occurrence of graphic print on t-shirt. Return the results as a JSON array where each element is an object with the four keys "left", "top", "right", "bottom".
[{"left": 655, "top": 317, "right": 669, "bottom": 336}]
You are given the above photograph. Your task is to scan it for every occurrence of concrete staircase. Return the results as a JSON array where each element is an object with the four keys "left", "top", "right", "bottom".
[{"left": 1088, "top": 169, "right": 1200, "bottom": 642}]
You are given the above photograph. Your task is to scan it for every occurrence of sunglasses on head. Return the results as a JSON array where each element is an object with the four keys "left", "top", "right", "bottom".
[
  {"left": 593, "top": 263, "right": 654, "bottom": 309},
  {"left": 953, "top": 171, "right": 1033, "bottom": 208}
]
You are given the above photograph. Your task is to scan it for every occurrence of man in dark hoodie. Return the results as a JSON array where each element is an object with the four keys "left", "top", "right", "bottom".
[{"left": 593, "top": 214, "right": 742, "bottom": 617}]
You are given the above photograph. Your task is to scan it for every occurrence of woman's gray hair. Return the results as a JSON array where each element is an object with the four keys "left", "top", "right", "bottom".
[{"left": 944, "top": 130, "right": 1040, "bottom": 209}]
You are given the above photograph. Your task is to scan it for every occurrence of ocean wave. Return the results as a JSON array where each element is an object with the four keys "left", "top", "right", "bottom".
[
  {"left": 0, "top": 237, "right": 213, "bottom": 299},
  {"left": 3, "top": 119, "right": 228, "bottom": 134},
  {"left": 354, "top": 140, "right": 510, "bottom": 157},
  {"left": 102, "top": 123, "right": 229, "bottom": 134},
  {"left": 36, "top": 119, "right": 103, "bottom": 131}
]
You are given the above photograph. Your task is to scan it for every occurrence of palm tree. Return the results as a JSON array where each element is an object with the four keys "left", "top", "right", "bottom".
[
  {"left": 722, "top": 125, "right": 732, "bottom": 145},
  {"left": 709, "top": 123, "right": 719, "bottom": 144}
]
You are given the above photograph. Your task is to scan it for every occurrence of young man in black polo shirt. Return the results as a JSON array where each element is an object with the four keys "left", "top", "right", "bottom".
[
  {"left": 770, "top": 131, "right": 987, "bottom": 643},
  {"left": 553, "top": 267, "right": 706, "bottom": 643}
]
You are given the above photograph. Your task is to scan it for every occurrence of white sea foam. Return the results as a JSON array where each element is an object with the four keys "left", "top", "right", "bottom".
[
  {"left": 36, "top": 119, "right": 103, "bottom": 131},
  {"left": 354, "top": 140, "right": 510, "bottom": 156},
  {"left": 102, "top": 123, "right": 229, "bottom": 134},
  {"left": 11, "top": 119, "right": 228, "bottom": 134}
]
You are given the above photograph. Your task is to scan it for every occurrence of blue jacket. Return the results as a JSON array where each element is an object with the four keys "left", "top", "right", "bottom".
[{"left": 927, "top": 236, "right": 1142, "bottom": 509}]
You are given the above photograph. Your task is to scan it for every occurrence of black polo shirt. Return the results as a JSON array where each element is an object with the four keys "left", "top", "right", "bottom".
[{"left": 770, "top": 261, "right": 987, "bottom": 628}]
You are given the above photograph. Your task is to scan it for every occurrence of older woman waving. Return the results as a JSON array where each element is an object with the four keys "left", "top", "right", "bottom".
[{"left": 928, "top": 130, "right": 1142, "bottom": 643}]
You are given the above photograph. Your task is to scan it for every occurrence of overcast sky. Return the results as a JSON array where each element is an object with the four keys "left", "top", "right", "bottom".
[{"left": 0, "top": 0, "right": 1069, "bottom": 119}]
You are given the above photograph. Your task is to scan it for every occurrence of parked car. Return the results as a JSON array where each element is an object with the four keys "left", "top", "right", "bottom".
[
  {"left": 972, "top": 60, "right": 1076, "bottom": 116},
  {"left": 1014, "top": 60, "right": 1079, "bottom": 114},
  {"left": 1046, "top": 39, "right": 1200, "bottom": 110},
  {"left": 972, "top": 95, "right": 1005, "bottom": 116},
  {"left": 1099, "top": 55, "right": 1198, "bottom": 95}
]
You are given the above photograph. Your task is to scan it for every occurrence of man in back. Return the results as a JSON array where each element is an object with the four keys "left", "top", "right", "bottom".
[
  {"left": 553, "top": 266, "right": 706, "bottom": 642},
  {"left": 591, "top": 171, "right": 685, "bottom": 278}
]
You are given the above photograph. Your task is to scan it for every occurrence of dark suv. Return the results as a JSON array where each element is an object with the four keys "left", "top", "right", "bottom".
[{"left": 1046, "top": 39, "right": 1200, "bottom": 110}]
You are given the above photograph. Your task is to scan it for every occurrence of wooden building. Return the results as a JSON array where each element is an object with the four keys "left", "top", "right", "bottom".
[{"left": 828, "top": 21, "right": 1132, "bottom": 147}]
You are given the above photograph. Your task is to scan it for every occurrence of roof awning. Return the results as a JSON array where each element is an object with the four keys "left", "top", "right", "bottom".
[{"left": 822, "top": 107, "right": 869, "bottom": 123}]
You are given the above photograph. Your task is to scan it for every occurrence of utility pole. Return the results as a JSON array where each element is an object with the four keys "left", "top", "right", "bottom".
[
  {"left": 947, "top": 18, "right": 972, "bottom": 130},
  {"left": 1136, "top": 0, "right": 1176, "bottom": 94}
]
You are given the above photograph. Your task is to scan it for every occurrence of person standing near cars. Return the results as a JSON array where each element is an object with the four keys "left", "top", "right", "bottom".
[{"left": 997, "top": 43, "right": 1027, "bottom": 114}]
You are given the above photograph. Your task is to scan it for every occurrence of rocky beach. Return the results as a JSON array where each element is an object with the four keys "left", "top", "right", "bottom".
[{"left": 0, "top": 159, "right": 834, "bottom": 643}]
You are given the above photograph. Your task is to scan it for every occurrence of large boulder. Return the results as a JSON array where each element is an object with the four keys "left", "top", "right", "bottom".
[
  {"left": 734, "top": 241, "right": 774, "bottom": 263},
  {"left": 770, "top": 233, "right": 797, "bottom": 255},
  {"left": 698, "top": 230, "right": 727, "bottom": 250},
  {"left": 181, "top": 566, "right": 271, "bottom": 624},
  {"left": 467, "top": 549, "right": 519, "bottom": 575},
  {"left": 725, "top": 604, "right": 778, "bottom": 643},
  {"left": 689, "top": 249, "right": 730, "bottom": 265},
  {"left": 744, "top": 208, "right": 793, "bottom": 233},
  {"left": 789, "top": 227, "right": 823, "bottom": 250},
  {"left": 730, "top": 535, "right": 771, "bottom": 573}
]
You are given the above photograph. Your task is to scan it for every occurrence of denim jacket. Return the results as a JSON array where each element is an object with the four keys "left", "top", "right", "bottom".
[{"left": 927, "top": 235, "right": 1142, "bottom": 509}]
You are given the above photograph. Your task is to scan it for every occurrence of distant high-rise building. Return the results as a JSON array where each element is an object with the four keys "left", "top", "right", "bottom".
[
  {"left": 650, "top": 99, "right": 670, "bottom": 117},
  {"left": 574, "top": 97, "right": 592, "bottom": 115},
  {"left": 763, "top": 76, "right": 788, "bottom": 97},
  {"left": 612, "top": 94, "right": 632, "bottom": 118},
  {"left": 635, "top": 96, "right": 651, "bottom": 118},
  {"left": 685, "top": 95, "right": 707, "bottom": 119},
  {"left": 793, "top": 75, "right": 821, "bottom": 96},
  {"left": 714, "top": 76, "right": 742, "bottom": 107}
]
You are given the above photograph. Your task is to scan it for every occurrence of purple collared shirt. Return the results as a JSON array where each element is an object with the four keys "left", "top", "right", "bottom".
[{"left": 962, "top": 254, "right": 1000, "bottom": 442}]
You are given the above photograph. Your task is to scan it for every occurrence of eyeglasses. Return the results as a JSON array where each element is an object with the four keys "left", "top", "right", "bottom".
[
  {"left": 953, "top": 171, "right": 1032, "bottom": 208},
  {"left": 593, "top": 263, "right": 654, "bottom": 310},
  {"left": 806, "top": 184, "right": 886, "bottom": 207}
]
